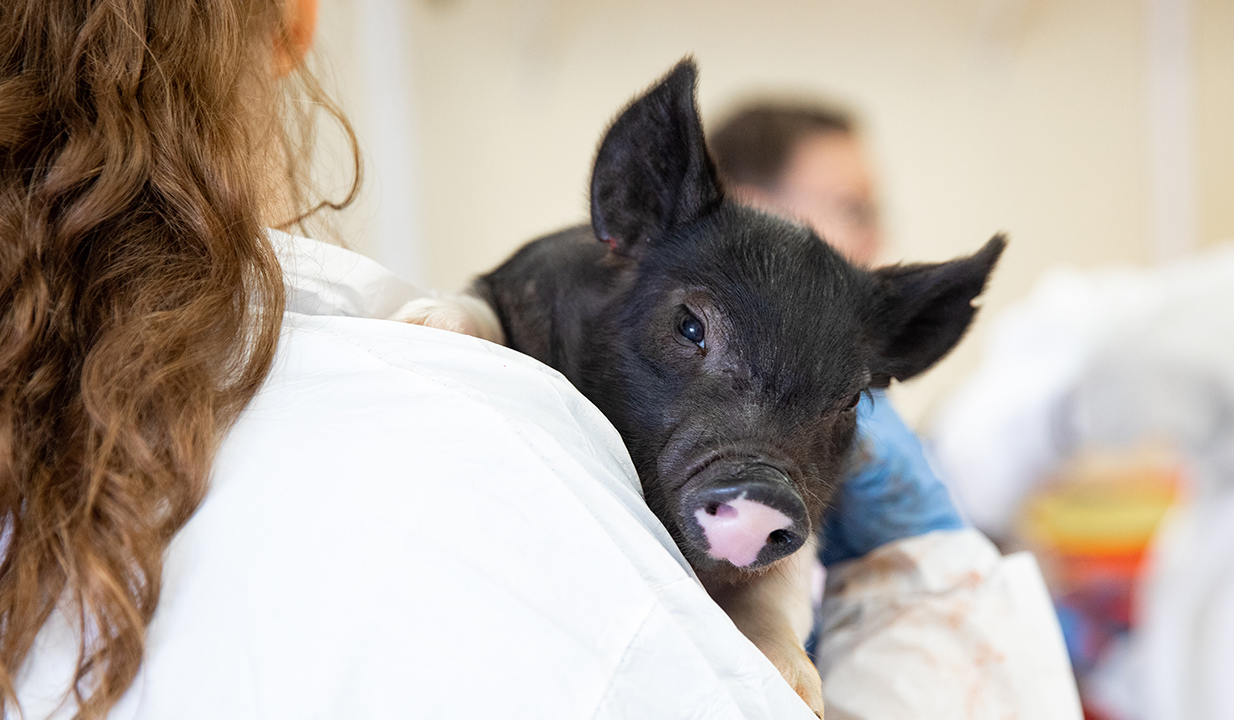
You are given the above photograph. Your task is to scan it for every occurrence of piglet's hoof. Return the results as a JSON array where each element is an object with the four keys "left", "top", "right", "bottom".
[
  {"left": 388, "top": 294, "right": 505, "bottom": 345},
  {"left": 762, "top": 640, "right": 825, "bottom": 718}
]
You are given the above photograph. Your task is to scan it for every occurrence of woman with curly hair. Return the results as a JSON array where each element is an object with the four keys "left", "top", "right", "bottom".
[{"left": 0, "top": 2, "right": 827, "bottom": 717}]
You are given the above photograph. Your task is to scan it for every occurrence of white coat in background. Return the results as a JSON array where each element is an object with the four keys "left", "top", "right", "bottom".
[{"left": 934, "top": 243, "right": 1234, "bottom": 720}]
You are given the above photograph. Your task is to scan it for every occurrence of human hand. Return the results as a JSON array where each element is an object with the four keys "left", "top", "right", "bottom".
[{"left": 820, "top": 390, "right": 964, "bottom": 566}]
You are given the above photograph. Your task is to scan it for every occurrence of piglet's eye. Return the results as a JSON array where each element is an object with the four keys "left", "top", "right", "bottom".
[
  {"left": 677, "top": 313, "right": 705, "bottom": 349},
  {"left": 845, "top": 392, "right": 862, "bottom": 411}
]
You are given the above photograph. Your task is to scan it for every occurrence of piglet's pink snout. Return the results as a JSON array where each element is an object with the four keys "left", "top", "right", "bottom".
[{"left": 694, "top": 496, "right": 794, "bottom": 568}]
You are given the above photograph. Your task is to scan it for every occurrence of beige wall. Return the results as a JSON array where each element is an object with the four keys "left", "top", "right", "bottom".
[
  {"left": 1196, "top": 0, "right": 1234, "bottom": 249},
  {"left": 316, "top": 0, "right": 1233, "bottom": 427}
]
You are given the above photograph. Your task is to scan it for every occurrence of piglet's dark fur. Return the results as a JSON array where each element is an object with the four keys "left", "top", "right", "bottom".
[
  {"left": 475, "top": 60, "right": 1004, "bottom": 587},
  {"left": 473, "top": 59, "right": 1002, "bottom": 714}
]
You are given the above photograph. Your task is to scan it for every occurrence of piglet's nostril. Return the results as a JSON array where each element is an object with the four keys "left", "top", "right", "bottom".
[
  {"left": 767, "top": 528, "right": 795, "bottom": 547},
  {"left": 706, "top": 502, "right": 737, "bottom": 519}
]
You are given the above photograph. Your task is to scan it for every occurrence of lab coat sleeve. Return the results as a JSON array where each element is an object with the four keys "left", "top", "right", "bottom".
[{"left": 816, "top": 528, "right": 1082, "bottom": 720}]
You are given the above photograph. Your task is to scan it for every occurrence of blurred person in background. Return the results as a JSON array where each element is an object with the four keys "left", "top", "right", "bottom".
[
  {"left": 718, "top": 96, "right": 1234, "bottom": 720},
  {"left": 710, "top": 101, "right": 1080, "bottom": 717},
  {"left": 710, "top": 103, "right": 881, "bottom": 265}
]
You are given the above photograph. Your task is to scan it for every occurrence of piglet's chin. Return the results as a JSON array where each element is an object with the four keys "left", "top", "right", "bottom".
[{"left": 694, "top": 495, "right": 794, "bottom": 568}]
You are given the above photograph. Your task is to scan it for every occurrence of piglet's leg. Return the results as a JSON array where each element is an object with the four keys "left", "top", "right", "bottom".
[
  {"left": 389, "top": 293, "right": 506, "bottom": 345},
  {"left": 703, "top": 534, "right": 824, "bottom": 718}
]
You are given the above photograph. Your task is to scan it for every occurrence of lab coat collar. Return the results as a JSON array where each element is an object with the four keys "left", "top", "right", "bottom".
[{"left": 269, "top": 229, "right": 426, "bottom": 320}]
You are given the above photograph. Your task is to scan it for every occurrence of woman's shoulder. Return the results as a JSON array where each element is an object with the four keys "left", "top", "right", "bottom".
[
  {"left": 122, "top": 317, "right": 787, "bottom": 718},
  {"left": 17, "top": 286, "right": 818, "bottom": 720},
  {"left": 240, "top": 314, "right": 636, "bottom": 491}
]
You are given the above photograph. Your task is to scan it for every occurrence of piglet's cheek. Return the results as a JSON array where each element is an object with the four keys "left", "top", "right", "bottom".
[{"left": 694, "top": 495, "right": 793, "bottom": 568}]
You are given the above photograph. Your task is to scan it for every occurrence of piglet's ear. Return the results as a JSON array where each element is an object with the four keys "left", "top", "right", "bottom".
[
  {"left": 590, "top": 58, "right": 724, "bottom": 257},
  {"left": 868, "top": 236, "right": 1006, "bottom": 387}
]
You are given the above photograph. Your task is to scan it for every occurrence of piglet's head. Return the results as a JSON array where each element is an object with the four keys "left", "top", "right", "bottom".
[{"left": 583, "top": 59, "right": 1004, "bottom": 580}]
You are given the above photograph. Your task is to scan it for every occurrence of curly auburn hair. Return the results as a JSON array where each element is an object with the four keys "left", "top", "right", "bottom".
[{"left": 0, "top": 1, "right": 356, "bottom": 716}]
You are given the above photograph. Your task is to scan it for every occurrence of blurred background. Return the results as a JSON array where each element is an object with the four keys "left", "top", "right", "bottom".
[
  {"left": 310, "top": 0, "right": 1233, "bottom": 426},
  {"left": 305, "top": 2, "right": 1234, "bottom": 718}
]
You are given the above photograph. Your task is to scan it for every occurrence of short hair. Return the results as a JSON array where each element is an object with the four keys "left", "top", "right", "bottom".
[{"left": 709, "top": 103, "right": 855, "bottom": 191}]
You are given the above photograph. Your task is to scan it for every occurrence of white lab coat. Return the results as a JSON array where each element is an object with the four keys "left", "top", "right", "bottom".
[{"left": 14, "top": 233, "right": 1079, "bottom": 719}]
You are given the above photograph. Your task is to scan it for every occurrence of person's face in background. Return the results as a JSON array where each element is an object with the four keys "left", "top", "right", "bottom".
[{"left": 733, "top": 130, "right": 882, "bottom": 266}]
